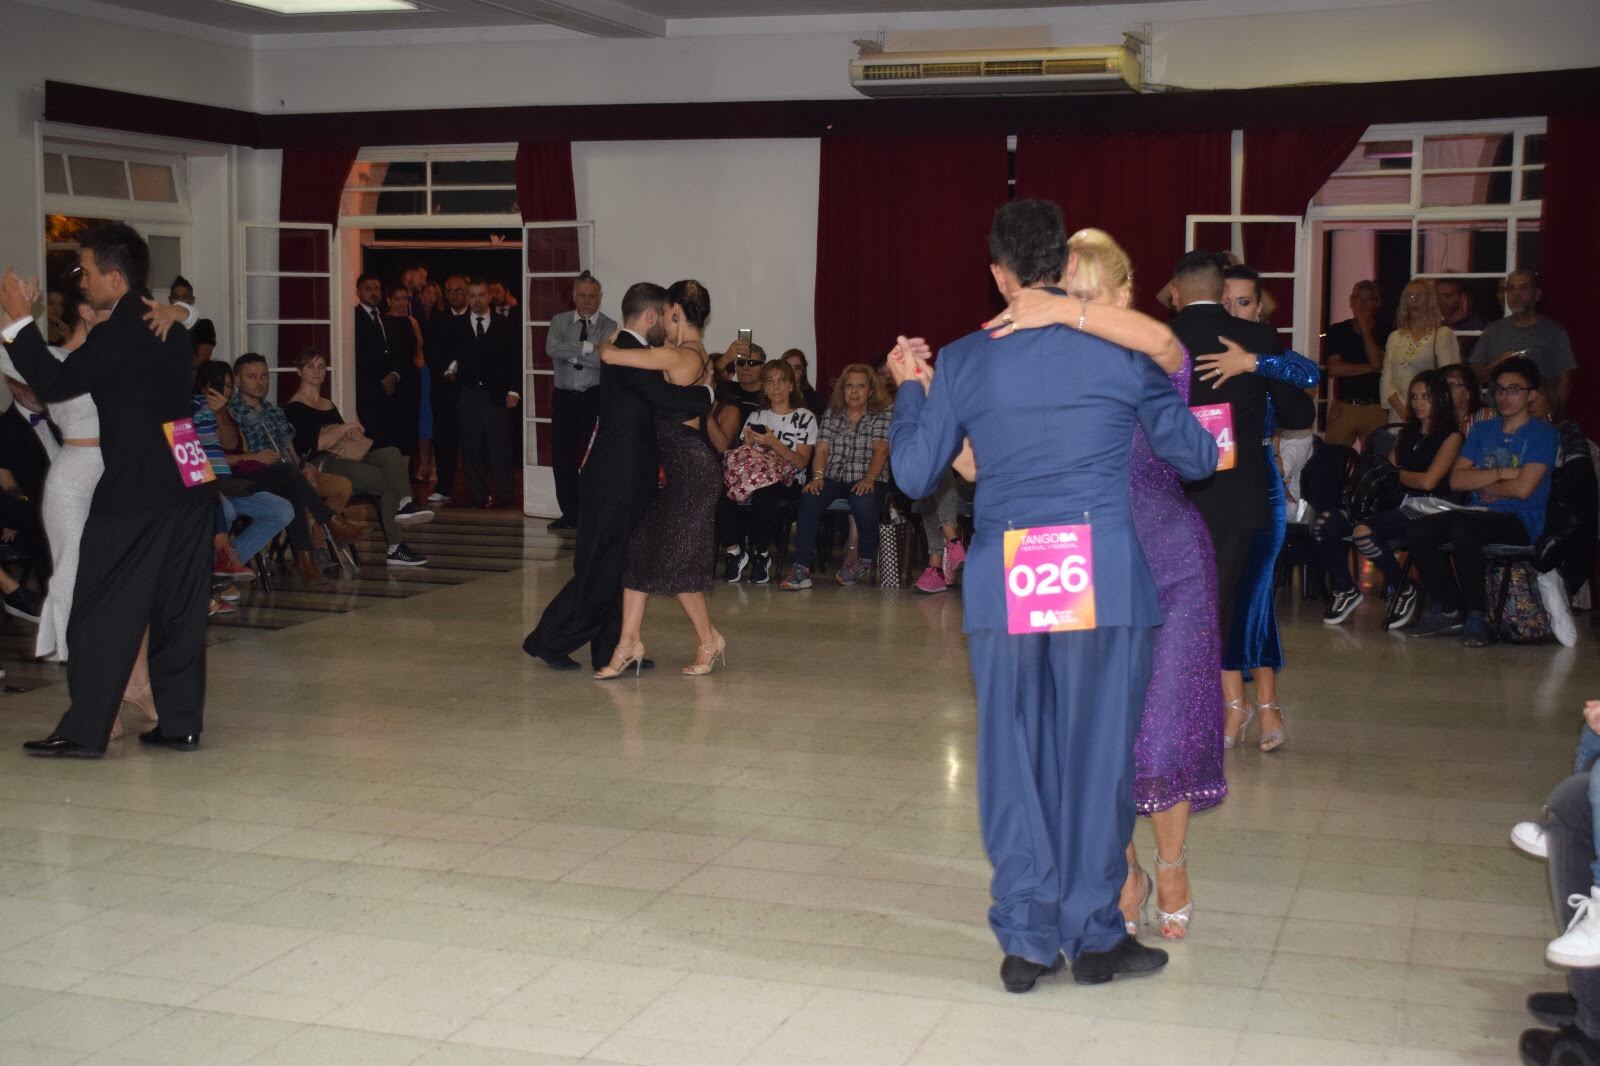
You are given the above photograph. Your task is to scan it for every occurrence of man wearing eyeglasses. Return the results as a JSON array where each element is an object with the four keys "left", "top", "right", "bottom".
[
  {"left": 1470, "top": 271, "right": 1576, "bottom": 414},
  {"left": 1408, "top": 356, "right": 1559, "bottom": 646}
]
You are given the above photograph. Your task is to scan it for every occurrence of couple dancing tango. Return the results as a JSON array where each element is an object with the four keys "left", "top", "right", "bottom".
[
  {"left": 523, "top": 279, "right": 728, "bottom": 678},
  {"left": 888, "top": 200, "right": 1305, "bottom": 991}
]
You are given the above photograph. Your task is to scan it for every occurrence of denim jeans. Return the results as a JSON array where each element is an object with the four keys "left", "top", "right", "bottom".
[
  {"left": 1545, "top": 771, "right": 1600, "bottom": 1037},
  {"left": 1316, "top": 507, "right": 1410, "bottom": 593},
  {"left": 222, "top": 492, "right": 295, "bottom": 564},
  {"left": 791, "top": 480, "right": 882, "bottom": 568}
]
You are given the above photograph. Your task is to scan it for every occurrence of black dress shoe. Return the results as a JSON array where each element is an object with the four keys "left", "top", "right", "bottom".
[
  {"left": 538, "top": 651, "right": 581, "bottom": 671},
  {"left": 1521, "top": 1025, "right": 1600, "bottom": 1066},
  {"left": 22, "top": 734, "right": 103, "bottom": 759},
  {"left": 546, "top": 518, "right": 575, "bottom": 532},
  {"left": 1071, "top": 935, "right": 1169, "bottom": 985},
  {"left": 1529, "top": 992, "right": 1580, "bottom": 1028},
  {"left": 138, "top": 728, "right": 200, "bottom": 752},
  {"left": 1000, "top": 952, "right": 1065, "bottom": 993},
  {"left": 639, "top": 658, "right": 656, "bottom": 672}
]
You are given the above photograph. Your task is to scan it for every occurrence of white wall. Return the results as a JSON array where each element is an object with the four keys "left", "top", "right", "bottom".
[{"left": 573, "top": 139, "right": 821, "bottom": 371}]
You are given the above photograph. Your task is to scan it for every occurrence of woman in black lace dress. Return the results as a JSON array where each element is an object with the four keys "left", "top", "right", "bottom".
[{"left": 595, "top": 280, "right": 726, "bottom": 677}]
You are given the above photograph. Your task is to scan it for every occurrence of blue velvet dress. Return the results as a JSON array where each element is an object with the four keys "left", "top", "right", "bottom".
[{"left": 1221, "top": 351, "right": 1320, "bottom": 672}]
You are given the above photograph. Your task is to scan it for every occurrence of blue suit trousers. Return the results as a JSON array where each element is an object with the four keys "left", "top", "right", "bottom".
[{"left": 968, "top": 625, "right": 1153, "bottom": 964}]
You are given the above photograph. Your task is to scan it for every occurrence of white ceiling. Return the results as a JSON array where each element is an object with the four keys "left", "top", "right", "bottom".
[{"left": 60, "top": 0, "right": 1163, "bottom": 39}]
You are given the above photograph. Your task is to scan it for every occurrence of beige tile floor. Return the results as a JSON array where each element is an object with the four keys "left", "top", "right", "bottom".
[{"left": 0, "top": 522, "right": 1590, "bottom": 1065}]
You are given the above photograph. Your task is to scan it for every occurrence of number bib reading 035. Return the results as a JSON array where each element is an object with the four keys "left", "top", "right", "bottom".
[{"left": 163, "top": 417, "right": 216, "bottom": 488}]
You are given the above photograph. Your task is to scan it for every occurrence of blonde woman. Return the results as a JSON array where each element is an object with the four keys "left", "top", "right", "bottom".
[{"left": 1380, "top": 279, "right": 1459, "bottom": 423}]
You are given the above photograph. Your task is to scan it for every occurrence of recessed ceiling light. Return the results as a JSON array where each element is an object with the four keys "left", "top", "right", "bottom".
[{"left": 222, "top": 0, "right": 418, "bottom": 14}]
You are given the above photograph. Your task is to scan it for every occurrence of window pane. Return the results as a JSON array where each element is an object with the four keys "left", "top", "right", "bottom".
[
  {"left": 432, "top": 160, "right": 516, "bottom": 186},
  {"left": 346, "top": 161, "right": 424, "bottom": 188},
  {"left": 341, "top": 190, "right": 427, "bottom": 216},
  {"left": 146, "top": 235, "right": 182, "bottom": 291},
  {"left": 244, "top": 227, "right": 330, "bottom": 275},
  {"left": 526, "top": 226, "right": 583, "bottom": 275},
  {"left": 43, "top": 153, "right": 67, "bottom": 195},
  {"left": 246, "top": 275, "right": 331, "bottom": 321},
  {"left": 1418, "top": 220, "right": 1507, "bottom": 275},
  {"left": 1522, "top": 168, "right": 1545, "bottom": 202},
  {"left": 1189, "top": 222, "right": 1233, "bottom": 256},
  {"left": 1524, "top": 133, "right": 1548, "bottom": 166},
  {"left": 431, "top": 189, "right": 518, "bottom": 215},
  {"left": 1334, "top": 140, "right": 1413, "bottom": 174},
  {"left": 1517, "top": 223, "right": 1542, "bottom": 272},
  {"left": 67, "top": 155, "right": 129, "bottom": 199},
  {"left": 1422, "top": 133, "right": 1511, "bottom": 170},
  {"left": 129, "top": 162, "right": 178, "bottom": 203},
  {"left": 1313, "top": 174, "right": 1411, "bottom": 207},
  {"left": 1420, "top": 172, "right": 1511, "bottom": 207}
]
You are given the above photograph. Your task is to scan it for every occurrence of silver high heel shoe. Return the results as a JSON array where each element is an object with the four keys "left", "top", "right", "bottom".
[
  {"left": 1154, "top": 846, "right": 1194, "bottom": 940},
  {"left": 1255, "top": 700, "right": 1286, "bottom": 753},
  {"left": 1122, "top": 863, "right": 1152, "bottom": 936},
  {"left": 1221, "top": 697, "right": 1256, "bottom": 751}
]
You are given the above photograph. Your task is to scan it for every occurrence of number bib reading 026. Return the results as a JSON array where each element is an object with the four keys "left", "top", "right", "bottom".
[
  {"left": 163, "top": 417, "right": 216, "bottom": 488},
  {"left": 1003, "top": 524, "right": 1095, "bottom": 635}
]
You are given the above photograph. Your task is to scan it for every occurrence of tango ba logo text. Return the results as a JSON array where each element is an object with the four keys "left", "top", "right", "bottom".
[
  {"left": 1030, "top": 608, "right": 1083, "bottom": 628},
  {"left": 1021, "top": 530, "right": 1080, "bottom": 548}
]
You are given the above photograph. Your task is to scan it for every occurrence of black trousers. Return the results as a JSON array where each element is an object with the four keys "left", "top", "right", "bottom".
[
  {"left": 1406, "top": 510, "right": 1529, "bottom": 614},
  {"left": 55, "top": 497, "right": 213, "bottom": 750},
  {"left": 551, "top": 386, "right": 600, "bottom": 523},
  {"left": 239, "top": 462, "right": 330, "bottom": 552},
  {"left": 458, "top": 385, "right": 512, "bottom": 505},
  {"left": 1202, "top": 516, "right": 1257, "bottom": 645},
  {"left": 431, "top": 382, "right": 460, "bottom": 496},
  {"left": 524, "top": 495, "right": 631, "bottom": 670},
  {"left": 745, "top": 482, "right": 802, "bottom": 555},
  {"left": 1545, "top": 772, "right": 1600, "bottom": 1038},
  {"left": 0, "top": 489, "right": 50, "bottom": 582}
]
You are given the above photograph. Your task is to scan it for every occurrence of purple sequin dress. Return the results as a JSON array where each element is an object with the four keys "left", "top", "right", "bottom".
[{"left": 1130, "top": 350, "right": 1227, "bottom": 815}]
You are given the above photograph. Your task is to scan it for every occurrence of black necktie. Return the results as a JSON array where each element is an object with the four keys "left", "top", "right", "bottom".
[
  {"left": 476, "top": 317, "right": 485, "bottom": 338},
  {"left": 579, "top": 318, "right": 589, "bottom": 343}
]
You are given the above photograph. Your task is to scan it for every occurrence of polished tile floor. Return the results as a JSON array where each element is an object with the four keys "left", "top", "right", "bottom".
[{"left": 0, "top": 517, "right": 1589, "bottom": 1065}]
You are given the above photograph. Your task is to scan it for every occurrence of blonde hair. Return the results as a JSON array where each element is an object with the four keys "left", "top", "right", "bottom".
[
  {"left": 829, "top": 363, "right": 889, "bottom": 414},
  {"left": 1394, "top": 278, "right": 1443, "bottom": 335},
  {"left": 1066, "top": 228, "right": 1134, "bottom": 304}
]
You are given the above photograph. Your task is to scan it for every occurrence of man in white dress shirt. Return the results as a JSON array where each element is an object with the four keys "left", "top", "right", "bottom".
[{"left": 545, "top": 271, "right": 615, "bottom": 533}]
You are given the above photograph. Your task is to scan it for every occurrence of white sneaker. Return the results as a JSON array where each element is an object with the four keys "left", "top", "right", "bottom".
[
  {"left": 1539, "top": 570, "right": 1578, "bottom": 647},
  {"left": 427, "top": 492, "right": 447, "bottom": 503},
  {"left": 1512, "top": 820, "right": 1550, "bottom": 859},
  {"left": 1548, "top": 887, "right": 1600, "bottom": 967}
]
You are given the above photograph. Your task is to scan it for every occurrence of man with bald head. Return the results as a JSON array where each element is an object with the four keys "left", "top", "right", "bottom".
[{"left": 1470, "top": 270, "right": 1576, "bottom": 412}]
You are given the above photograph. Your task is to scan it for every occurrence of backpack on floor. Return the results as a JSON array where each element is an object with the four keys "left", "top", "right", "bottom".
[{"left": 1486, "top": 561, "right": 1553, "bottom": 644}]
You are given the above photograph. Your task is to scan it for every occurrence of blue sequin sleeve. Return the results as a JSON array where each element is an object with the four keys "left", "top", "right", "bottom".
[{"left": 1255, "top": 350, "right": 1320, "bottom": 390}]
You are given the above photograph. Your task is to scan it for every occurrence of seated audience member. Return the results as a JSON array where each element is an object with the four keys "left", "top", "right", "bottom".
[
  {"left": 713, "top": 341, "right": 769, "bottom": 579},
  {"left": 913, "top": 473, "right": 972, "bottom": 595},
  {"left": 1407, "top": 357, "right": 1558, "bottom": 646},
  {"left": 1319, "top": 370, "right": 1462, "bottom": 628},
  {"left": 1321, "top": 281, "right": 1388, "bottom": 447},
  {"left": 1470, "top": 270, "right": 1577, "bottom": 413},
  {"left": 1529, "top": 385, "right": 1599, "bottom": 613},
  {"left": 226, "top": 354, "right": 364, "bottom": 581},
  {"left": 725, "top": 360, "right": 817, "bottom": 584},
  {"left": 1442, "top": 363, "right": 1495, "bottom": 429},
  {"left": 193, "top": 362, "right": 293, "bottom": 578},
  {"left": 779, "top": 363, "right": 891, "bottom": 590},
  {"left": 1380, "top": 279, "right": 1460, "bottom": 425},
  {"left": 1435, "top": 276, "right": 1486, "bottom": 361},
  {"left": 0, "top": 463, "right": 44, "bottom": 621},
  {"left": 782, "top": 348, "right": 827, "bottom": 417},
  {"left": 284, "top": 348, "right": 431, "bottom": 567}
]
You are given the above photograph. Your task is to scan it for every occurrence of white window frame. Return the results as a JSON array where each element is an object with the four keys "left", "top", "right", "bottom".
[
  {"left": 236, "top": 221, "right": 340, "bottom": 405},
  {"left": 522, "top": 219, "right": 595, "bottom": 519},
  {"left": 41, "top": 137, "right": 190, "bottom": 226},
  {"left": 1184, "top": 213, "right": 1307, "bottom": 351},
  {"left": 341, "top": 144, "right": 519, "bottom": 229}
]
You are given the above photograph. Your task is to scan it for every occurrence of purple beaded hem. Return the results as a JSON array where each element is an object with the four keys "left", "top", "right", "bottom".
[{"left": 1135, "top": 781, "right": 1229, "bottom": 817}]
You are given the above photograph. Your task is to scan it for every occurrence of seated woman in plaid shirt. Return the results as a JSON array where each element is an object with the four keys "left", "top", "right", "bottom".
[{"left": 779, "top": 363, "right": 892, "bottom": 589}]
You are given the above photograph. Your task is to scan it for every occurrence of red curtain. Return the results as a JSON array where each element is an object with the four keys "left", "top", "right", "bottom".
[
  {"left": 814, "top": 135, "right": 1009, "bottom": 391},
  {"left": 273, "top": 147, "right": 357, "bottom": 400},
  {"left": 516, "top": 140, "right": 580, "bottom": 472},
  {"left": 1015, "top": 132, "right": 1231, "bottom": 318},
  {"left": 515, "top": 140, "right": 577, "bottom": 223},
  {"left": 279, "top": 146, "right": 359, "bottom": 225},
  {"left": 1541, "top": 114, "right": 1600, "bottom": 431},
  {"left": 1240, "top": 125, "right": 1367, "bottom": 274}
]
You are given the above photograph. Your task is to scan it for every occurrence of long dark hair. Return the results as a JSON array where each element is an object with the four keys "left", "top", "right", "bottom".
[{"left": 1408, "top": 369, "right": 1459, "bottom": 439}]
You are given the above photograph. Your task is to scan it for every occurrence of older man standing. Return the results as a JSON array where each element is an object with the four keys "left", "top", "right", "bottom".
[
  {"left": 546, "top": 271, "right": 614, "bottom": 533},
  {"left": 886, "top": 200, "right": 1217, "bottom": 993}
]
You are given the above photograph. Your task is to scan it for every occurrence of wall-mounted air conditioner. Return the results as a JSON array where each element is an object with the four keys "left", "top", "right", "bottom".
[{"left": 849, "top": 45, "right": 1142, "bottom": 97}]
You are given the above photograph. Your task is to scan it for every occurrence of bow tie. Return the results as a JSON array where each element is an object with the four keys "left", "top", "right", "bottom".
[{"left": 26, "top": 412, "right": 51, "bottom": 427}]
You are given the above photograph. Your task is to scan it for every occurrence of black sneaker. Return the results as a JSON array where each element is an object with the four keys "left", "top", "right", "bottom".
[
  {"left": 1385, "top": 581, "right": 1420, "bottom": 630},
  {"left": 3, "top": 586, "right": 43, "bottom": 623},
  {"left": 395, "top": 501, "right": 436, "bottom": 526},
  {"left": 1528, "top": 991, "right": 1579, "bottom": 1028},
  {"left": 721, "top": 549, "right": 748, "bottom": 584},
  {"left": 749, "top": 552, "right": 771, "bottom": 585},
  {"left": 1461, "top": 612, "right": 1493, "bottom": 648},
  {"left": 1322, "top": 588, "right": 1361, "bottom": 625},
  {"left": 385, "top": 543, "right": 427, "bottom": 567},
  {"left": 1408, "top": 607, "right": 1463, "bottom": 638}
]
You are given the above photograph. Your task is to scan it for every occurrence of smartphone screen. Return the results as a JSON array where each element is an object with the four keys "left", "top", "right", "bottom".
[{"left": 737, "top": 328, "right": 753, "bottom": 346}]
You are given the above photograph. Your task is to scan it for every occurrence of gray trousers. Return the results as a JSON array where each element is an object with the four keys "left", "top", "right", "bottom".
[
  {"left": 920, "top": 471, "right": 972, "bottom": 553},
  {"left": 1547, "top": 771, "right": 1600, "bottom": 1037},
  {"left": 323, "top": 446, "right": 410, "bottom": 546}
]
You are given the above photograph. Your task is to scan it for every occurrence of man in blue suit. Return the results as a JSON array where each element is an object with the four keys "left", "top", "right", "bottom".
[{"left": 887, "top": 200, "right": 1218, "bottom": 993}]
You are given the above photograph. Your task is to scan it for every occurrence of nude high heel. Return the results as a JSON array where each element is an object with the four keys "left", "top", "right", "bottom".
[
  {"left": 594, "top": 640, "right": 646, "bottom": 680},
  {"left": 121, "top": 681, "right": 159, "bottom": 728},
  {"left": 682, "top": 631, "right": 727, "bottom": 676},
  {"left": 1154, "top": 846, "right": 1194, "bottom": 940},
  {"left": 1222, "top": 698, "right": 1256, "bottom": 751}
]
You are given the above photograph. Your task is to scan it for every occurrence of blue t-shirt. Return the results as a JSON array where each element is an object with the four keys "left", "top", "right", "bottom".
[{"left": 1459, "top": 417, "right": 1559, "bottom": 539}]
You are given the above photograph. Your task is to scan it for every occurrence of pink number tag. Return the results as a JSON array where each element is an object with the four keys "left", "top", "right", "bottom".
[
  {"left": 1003, "top": 524, "right": 1095, "bottom": 635},
  {"left": 1190, "top": 403, "right": 1235, "bottom": 471},
  {"left": 163, "top": 418, "right": 216, "bottom": 488}
]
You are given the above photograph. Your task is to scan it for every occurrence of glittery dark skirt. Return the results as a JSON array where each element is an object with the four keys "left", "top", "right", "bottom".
[
  {"left": 1130, "top": 429, "right": 1228, "bottom": 816},
  {"left": 622, "top": 417, "right": 720, "bottom": 596}
]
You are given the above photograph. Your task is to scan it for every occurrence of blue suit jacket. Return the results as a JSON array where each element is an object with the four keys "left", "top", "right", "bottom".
[{"left": 889, "top": 322, "right": 1218, "bottom": 634}]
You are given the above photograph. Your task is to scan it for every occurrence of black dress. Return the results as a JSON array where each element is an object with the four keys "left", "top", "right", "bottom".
[{"left": 622, "top": 412, "right": 721, "bottom": 595}]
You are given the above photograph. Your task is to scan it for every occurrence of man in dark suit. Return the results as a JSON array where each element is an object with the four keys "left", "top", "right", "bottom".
[
  {"left": 353, "top": 271, "right": 396, "bottom": 449},
  {"left": 451, "top": 278, "right": 520, "bottom": 507},
  {"left": 523, "top": 282, "right": 712, "bottom": 671},
  {"left": 423, "top": 274, "right": 469, "bottom": 503},
  {"left": 0, "top": 224, "right": 215, "bottom": 757},
  {"left": 1170, "top": 250, "right": 1314, "bottom": 680}
]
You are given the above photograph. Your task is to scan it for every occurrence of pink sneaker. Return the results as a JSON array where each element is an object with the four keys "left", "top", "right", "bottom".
[
  {"left": 914, "top": 566, "right": 948, "bottom": 595},
  {"left": 942, "top": 541, "right": 967, "bottom": 584}
]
